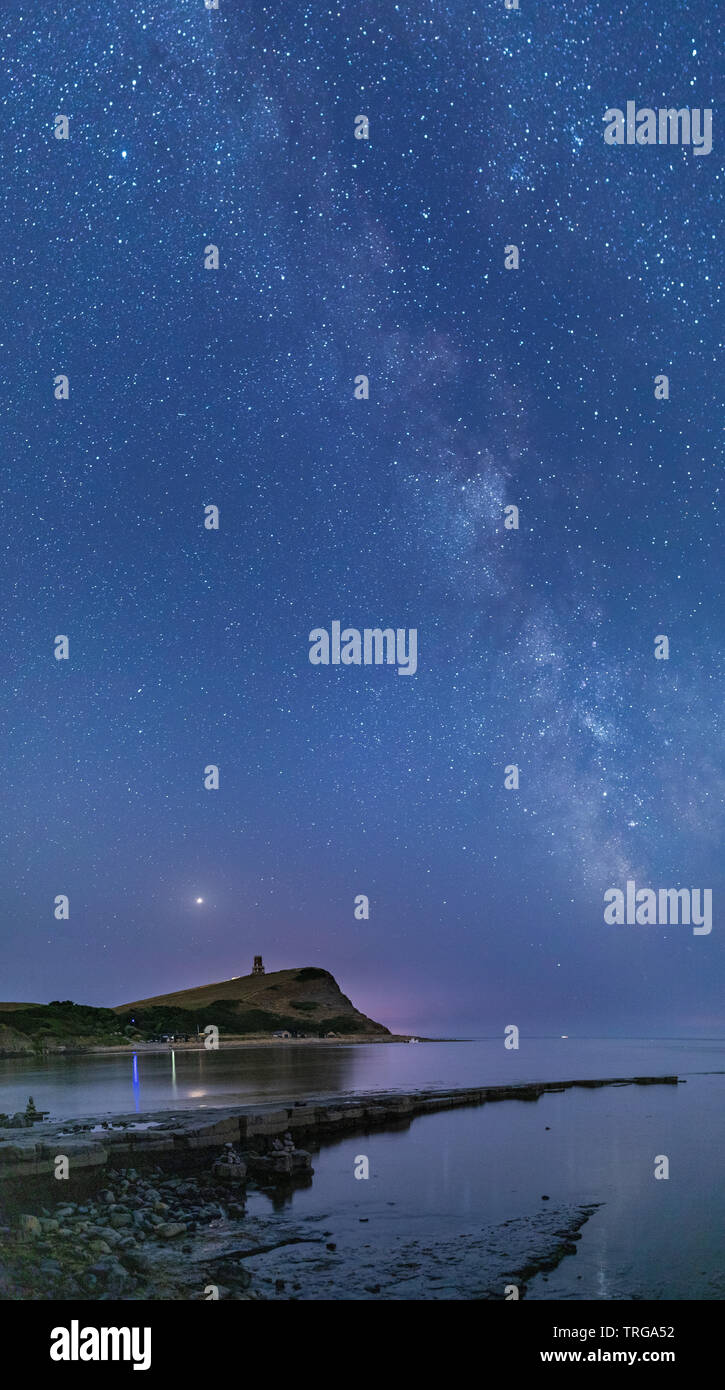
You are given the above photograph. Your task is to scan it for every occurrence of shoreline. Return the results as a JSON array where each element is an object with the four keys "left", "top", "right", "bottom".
[
  {"left": 0, "top": 1072, "right": 682, "bottom": 1301},
  {"left": 0, "top": 1033, "right": 422, "bottom": 1060},
  {"left": 0, "top": 1073, "right": 681, "bottom": 1184}
]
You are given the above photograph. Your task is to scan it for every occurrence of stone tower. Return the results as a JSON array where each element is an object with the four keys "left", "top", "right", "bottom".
[{"left": 252, "top": 955, "right": 264, "bottom": 976}]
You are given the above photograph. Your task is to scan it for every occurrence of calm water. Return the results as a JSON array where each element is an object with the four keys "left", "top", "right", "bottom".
[
  {"left": 1, "top": 1037, "right": 722, "bottom": 1120},
  {"left": 2, "top": 1039, "right": 723, "bottom": 1299},
  {"left": 242, "top": 1069, "right": 725, "bottom": 1299}
]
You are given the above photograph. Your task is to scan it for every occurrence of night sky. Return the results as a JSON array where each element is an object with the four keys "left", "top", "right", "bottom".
[{"left": 1, "top": 1, "right": 721, "bottom": 1037}]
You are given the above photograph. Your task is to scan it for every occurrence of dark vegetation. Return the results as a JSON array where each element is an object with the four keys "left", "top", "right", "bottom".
[
  {"left": 6, "top": 1001, "right": 129, "bottom": 1047},
  {"left": 115, "top": 1003, "right": 314, "bottom": 1036},
  {"left": 116, "top": 1002, "right": 363, "bottom": 1037},
  {"left": 2, "top": 995, "right": 365, "bottom": 1047}
]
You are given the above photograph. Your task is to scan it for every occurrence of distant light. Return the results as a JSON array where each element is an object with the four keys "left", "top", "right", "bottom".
[
  {"left": 121, "top": 150, "right": 128, "bottom": 158},
  {"left": 196, "top": 897, "right": 204, "bottom": 904}
]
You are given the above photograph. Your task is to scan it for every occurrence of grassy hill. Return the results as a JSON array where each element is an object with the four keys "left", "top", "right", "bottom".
[
  {"left": 0, "top": 968, "right": 390, "bottom": 1052},
  {"left": 114, "top": 966, "right": 389, "bottom": 1038},
  {"left": 0, "top": 1021, "right": 36, "bottom": 1054}
]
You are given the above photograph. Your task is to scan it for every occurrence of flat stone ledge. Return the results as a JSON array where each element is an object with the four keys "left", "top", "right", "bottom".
[{"left": 0, "top": 1076, "right": 681, "bottom": 1183}]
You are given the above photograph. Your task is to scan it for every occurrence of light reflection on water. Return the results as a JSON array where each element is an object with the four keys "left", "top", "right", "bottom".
[
  {"left": 2, "top": 1040, "right": 723, "bottom": 1299},
  {"left": 1, "top": 1037, "right": 724, "bottom": 1120},
  {"left": 244, "top": 1071, "right": 725, "bottom": 1300}
]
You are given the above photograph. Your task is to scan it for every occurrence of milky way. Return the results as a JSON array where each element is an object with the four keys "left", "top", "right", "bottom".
[{"left": 0, "top": 0, "right": 721, "bottom": 1035}]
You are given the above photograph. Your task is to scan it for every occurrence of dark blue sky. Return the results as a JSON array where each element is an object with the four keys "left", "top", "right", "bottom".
[{"left": 0, "top": 0, "right": 722, "bottom": 1036}]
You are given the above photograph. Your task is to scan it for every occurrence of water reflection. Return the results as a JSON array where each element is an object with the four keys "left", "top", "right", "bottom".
[
  {"left": 0, "top": 1041, "right": 367, "bottom": 1119},
  {"left": 1, "top": 1038, "right": 724, "bottom": 1122}
]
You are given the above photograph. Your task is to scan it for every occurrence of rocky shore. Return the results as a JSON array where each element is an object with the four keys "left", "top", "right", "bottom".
[
  {"left": 0, "top": 1075, "right": 680, "bottom": 1301},
  {"left": 0, "top": 1150, "right": 605, "bottom": 1302},
  {"left": 0, "top": 1074, "right": 680, "bottom": 1180}
]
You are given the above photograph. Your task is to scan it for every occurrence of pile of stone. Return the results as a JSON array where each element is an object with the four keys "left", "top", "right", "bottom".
[
  {"left": 211, "top": 1144, "right": 247, "bottom": 1183},
  {"left": 0, "top": 1097, "right": 50, "bottom": 1130},
  {"left": 246, "top": 1132, "right": 313, "bottom": 1180}
]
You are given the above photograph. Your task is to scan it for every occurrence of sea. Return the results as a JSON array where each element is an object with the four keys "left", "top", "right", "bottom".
[{"left": 2, "top": 1038, "right": 724, "bottom": 1300}]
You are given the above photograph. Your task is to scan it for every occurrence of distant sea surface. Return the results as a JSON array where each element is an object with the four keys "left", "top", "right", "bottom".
[
  {"left": 3, "top": 1039, "right": 724, "bottom": 1299},
  {"left": 0, "top": 1036, "right": 722, "bottom": 1118}
]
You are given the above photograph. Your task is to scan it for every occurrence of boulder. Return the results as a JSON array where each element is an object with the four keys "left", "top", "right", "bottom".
[{"left": 18, "top": 1214, "right": 41, "bottom": 1238}]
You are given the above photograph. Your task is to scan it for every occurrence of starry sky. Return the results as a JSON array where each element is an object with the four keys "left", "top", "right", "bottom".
[{"left": 0, "top": 0, "right": 722, "bottom": 1037}]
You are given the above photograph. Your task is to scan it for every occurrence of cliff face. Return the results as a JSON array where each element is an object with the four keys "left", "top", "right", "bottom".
[{"left": 114, "top": 967, "right": 389, "bottom": 1036}]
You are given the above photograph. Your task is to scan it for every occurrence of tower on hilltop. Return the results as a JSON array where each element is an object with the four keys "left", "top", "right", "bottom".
[{"left": 252, "top": 955, "right": 265, "bottom": 976}]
